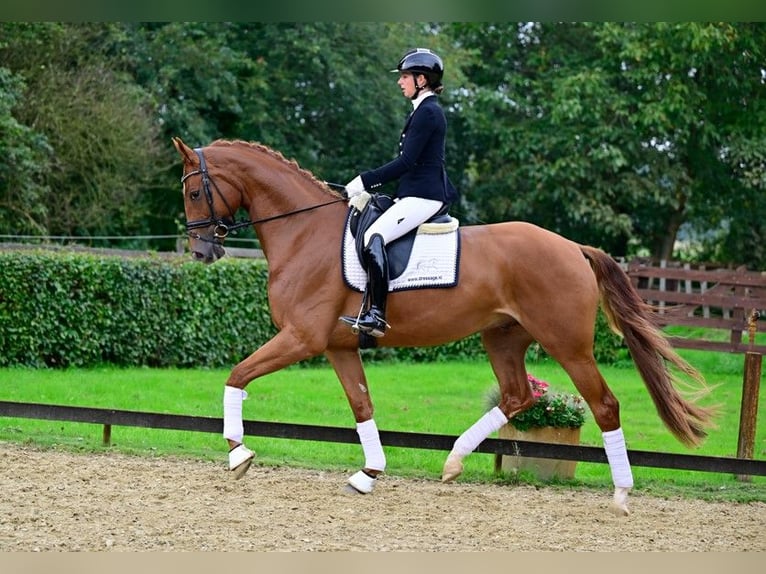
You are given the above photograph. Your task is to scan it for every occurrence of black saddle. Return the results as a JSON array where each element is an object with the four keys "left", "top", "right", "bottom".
[{"left": 348, "top": 193, "right": 452, "bottom": 280}]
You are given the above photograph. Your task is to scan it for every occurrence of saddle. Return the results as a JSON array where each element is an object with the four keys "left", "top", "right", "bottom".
[{"left": 348, "top": 193, "right": 453, "bottom": 280}]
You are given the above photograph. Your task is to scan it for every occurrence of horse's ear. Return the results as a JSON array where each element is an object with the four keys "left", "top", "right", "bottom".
[{"left": 172, "top": 137, "right": 197, "bottom": 166}]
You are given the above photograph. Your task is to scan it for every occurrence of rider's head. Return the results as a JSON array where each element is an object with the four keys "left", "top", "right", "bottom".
[{"left": 393, "top": 48, "right": 444, "bottom": 98}]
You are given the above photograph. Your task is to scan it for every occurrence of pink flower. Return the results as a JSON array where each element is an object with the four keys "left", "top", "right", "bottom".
[{"left": 527, "top": 373, "right": 549, "bottom": 398}]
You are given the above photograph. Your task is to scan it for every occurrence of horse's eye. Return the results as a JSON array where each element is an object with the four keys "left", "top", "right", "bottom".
[{"left": 190, "top": 189, "right": 201, "bottom": 200}]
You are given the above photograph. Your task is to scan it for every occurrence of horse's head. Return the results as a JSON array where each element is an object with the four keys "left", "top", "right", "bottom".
[{"left": 173, "top": 137, "right": 242, "bottom": 263}]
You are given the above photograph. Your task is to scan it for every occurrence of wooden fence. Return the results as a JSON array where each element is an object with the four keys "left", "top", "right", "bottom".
[
  {"left": 625, "top": 258, "right": 766, "bottom": 354},
  {"left": 1, "top": 401, "right": 764, "bottom": 477}
]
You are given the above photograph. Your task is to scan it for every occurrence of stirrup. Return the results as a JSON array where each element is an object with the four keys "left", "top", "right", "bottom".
[
  {"left": 360, "top": 319, "right": 388, "bottom": 338},
  {"left": 339, "top": 306, "right": 366, "bottom": 334},
  {"left": 339, "top": 289, "right": 369, "bottom": 334},
  {"left": 339, "top": 314, "right": 361, "bottom": 332},
  {"left": 339, "top": 314, "right": 388, "bottom": 337}
]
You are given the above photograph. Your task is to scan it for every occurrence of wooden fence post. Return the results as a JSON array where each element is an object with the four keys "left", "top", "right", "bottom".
[{"left": 736, "top": 311, "right": 762, "bottom": 481}]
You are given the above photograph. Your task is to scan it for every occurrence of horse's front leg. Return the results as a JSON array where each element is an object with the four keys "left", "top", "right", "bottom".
[
  {"left": 224, "top": 328, "right": 323, "bottom": 479},
  {"left": 325, "top": 348, "right": 385, "bottom": 494}
]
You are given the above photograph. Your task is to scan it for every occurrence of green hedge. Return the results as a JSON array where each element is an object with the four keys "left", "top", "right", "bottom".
[
  {"left": 0, "top": 250, "right": 276, "bottom": 368},
  {"left": 0, "top": 250, "right": 626, "bottom": 368}
]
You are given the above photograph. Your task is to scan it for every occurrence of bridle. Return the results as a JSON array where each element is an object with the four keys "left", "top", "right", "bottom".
[{"left": 182, "top": 147, "right": 346, "bottom": 245}]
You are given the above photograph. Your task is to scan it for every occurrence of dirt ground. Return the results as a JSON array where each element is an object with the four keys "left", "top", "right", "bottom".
[{"left": 0, "top": 442, "right": 763, "bottom": 552}]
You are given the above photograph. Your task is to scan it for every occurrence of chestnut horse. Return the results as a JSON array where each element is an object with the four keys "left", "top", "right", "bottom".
[{"left": 172, "top": 137, "right": 714, "bottom": 516}]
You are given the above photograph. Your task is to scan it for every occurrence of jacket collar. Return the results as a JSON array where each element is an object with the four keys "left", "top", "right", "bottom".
[{"left": 411, "top": 90, "right": 435, "bottom": 111}]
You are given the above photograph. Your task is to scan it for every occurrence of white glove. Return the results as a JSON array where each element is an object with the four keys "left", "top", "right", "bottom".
[
  {"left": 345, "top": 175, "right": 366, "bottom": 198},
  {"left": 349, "top": 191, "right": 371, "bottom": 212}
]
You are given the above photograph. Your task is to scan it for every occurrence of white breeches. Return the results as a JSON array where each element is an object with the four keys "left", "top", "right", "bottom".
[{"left": 363, "top": 196, "right": 444, "bottom": 246}]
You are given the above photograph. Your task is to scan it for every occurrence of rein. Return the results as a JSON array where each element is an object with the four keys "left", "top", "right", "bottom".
[{"left": 182, "top": 147, "right": 346, "bottom": 243}]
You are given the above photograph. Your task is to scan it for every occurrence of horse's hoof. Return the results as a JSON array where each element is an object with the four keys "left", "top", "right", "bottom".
[
  {"left": 229, "top": 444, "right": 255, "bottom": 480},
  {"left": 609, "top": 502, "right": 630, "bottom": 517},
  {"left": 441, "top": 454, "right": 463, "bottom": 483},
  {"left": 609, "top": 486, "right": 631, "bottom": 517},
  {"left": 232, "top": 458, "right": 253, "bottom": 480},
  {"left": 347, "top": 470, "right": 376, "bottom": 494},
  {"left": 343, "top": 484, "right": 366, "bottom": 495}
]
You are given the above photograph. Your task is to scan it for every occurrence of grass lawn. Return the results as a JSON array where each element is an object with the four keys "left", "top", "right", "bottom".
[{"left": 0, "top": 351, "right": 764, "bottom": 502}]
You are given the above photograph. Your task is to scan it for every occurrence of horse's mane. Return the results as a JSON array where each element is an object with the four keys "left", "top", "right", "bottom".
[{"left": 208, "top": 139, "right": 342, "bottom": 198}]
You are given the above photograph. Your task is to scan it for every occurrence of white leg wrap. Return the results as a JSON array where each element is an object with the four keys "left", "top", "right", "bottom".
[
  {"left": 356, "top": 419, "right": 386, "bottom": 471},
  {"left": 223, "top": 386, "right": 248, "bottom": 443},
  {"left": 603, "top": 427, "right": 634, "bottom": 488},
  {"left": 451, "top": 406, "right": 508, "bottom": 457}
]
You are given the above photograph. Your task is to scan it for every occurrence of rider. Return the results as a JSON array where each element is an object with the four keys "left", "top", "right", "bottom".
[{"left": 340, "top": 48, "right": 459, "bottom": 338}]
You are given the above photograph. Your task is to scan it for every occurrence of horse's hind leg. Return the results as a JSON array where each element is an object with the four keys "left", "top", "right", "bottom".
[
  {"left": 442, "top": 325, "right": 535, "bottom": 482},
  {"left": 558, "top": 356, "right": 634, "bottom": 516}
]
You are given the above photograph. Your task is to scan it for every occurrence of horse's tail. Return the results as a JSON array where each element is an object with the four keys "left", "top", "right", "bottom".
[{"left": 580, "top": 245, "right": 716, "bottom": 447}]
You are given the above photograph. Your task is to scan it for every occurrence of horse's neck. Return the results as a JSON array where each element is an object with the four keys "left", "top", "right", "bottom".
[{"left": 241, "top": 159, "right": 345, "bottom": 266}]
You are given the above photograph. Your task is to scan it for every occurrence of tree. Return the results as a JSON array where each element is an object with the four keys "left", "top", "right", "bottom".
[
  {"left": 2, "top": 22, "right": 763, "bottom": 267},
  {"left": 448, "top": 22, "right": 766, "bottom": 266},
  {"left": 0, "top": 23, "right": 166, "bottom": 240},
  {"left": 0, "top": 66, "right": 51, "bottom": 235},
  {"left": 597, "top": 22, "right": 766, "bottom": 266},
  {"left": 447, "top": 22, "right": 638, "bottom": 253},
  {"left": 228, "top": 23, "right": 435, "bottom": 180}
]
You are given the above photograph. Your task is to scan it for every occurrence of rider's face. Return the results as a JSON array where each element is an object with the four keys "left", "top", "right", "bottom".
[{"left": 398, "top": 72, "right": 424, "bottom": 99}]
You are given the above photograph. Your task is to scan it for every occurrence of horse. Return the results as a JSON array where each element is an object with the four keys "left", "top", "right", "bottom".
[{"left": 172, "top": 136, "right": 715, "bottom": 516}]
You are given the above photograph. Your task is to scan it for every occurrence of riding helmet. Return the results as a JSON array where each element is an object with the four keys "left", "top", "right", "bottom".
[{"left": 393, "top": 48, "right": 444, "bottom": 86}]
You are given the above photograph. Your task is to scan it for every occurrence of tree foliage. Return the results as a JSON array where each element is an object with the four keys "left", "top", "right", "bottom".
[
  {"left": 0, "top": 22, "right": 763, "bottom": 267},
  {"left": 0, "top": 66, "right": 51, "bottom": 234},
  {"left": 448, "top": 22, "right": 766, "bottom": 266},
  {"left": 0, "top": 22, "right": 166, "bottom": 241}
]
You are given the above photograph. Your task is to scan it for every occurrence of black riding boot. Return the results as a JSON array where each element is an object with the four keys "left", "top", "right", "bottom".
[{"left": 340, "top": 234, "right": 389, "bottom": 337}]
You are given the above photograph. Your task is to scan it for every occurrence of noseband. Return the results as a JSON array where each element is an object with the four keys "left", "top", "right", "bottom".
[{"left": 182, "top": 147, "right": 346, "bottom": 245}]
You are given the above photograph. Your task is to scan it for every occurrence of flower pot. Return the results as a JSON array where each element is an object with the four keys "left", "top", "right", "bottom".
[{"left": 495, "top": 425, "right": 581, "bottom": 480}]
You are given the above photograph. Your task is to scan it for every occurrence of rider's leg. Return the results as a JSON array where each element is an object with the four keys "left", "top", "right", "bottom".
[
  {"left": 355, "top": 233, "right": 389, "bottom": 337},
  {"left": 340, "top": 197, "right": 443, "bottom": 336},
  {"left": 362, "top": 197, "right": 444, "bottom": 246}
]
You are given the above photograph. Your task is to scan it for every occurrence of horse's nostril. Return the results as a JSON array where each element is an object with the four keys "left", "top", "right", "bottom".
[{"left": 192, "top": 251, "right": 204, "bottom": 260}]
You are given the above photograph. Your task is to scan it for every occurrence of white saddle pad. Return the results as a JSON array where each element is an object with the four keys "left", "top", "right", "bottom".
[{"left": 342, "top": 217, "right": 460, "bottom": 292}]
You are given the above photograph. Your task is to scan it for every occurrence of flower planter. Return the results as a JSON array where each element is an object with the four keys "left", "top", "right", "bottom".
[{"left": 494, "top": 425, "right": 581, "bottom": 480}]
